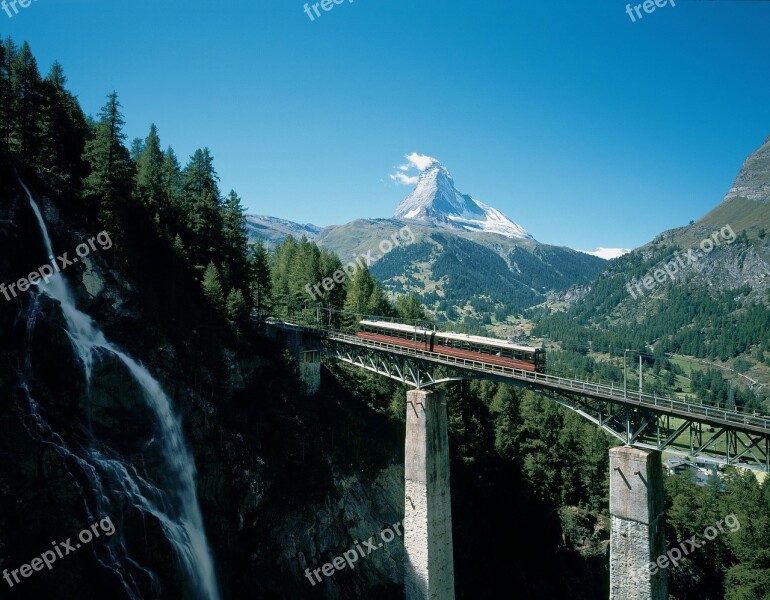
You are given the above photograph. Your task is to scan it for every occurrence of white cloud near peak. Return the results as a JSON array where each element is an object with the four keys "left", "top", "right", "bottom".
[
  {"left": 389, "top": 172, "right": 420, "bottom": 185},
  {"left": 404, "top": 152, "right": 437, "bottom": 171},
  {"left": 390, "top": 152, "right": 438, "bottom": 186}
]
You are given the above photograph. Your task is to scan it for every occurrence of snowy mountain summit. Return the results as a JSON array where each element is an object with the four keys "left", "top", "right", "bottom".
[{"left": 393, "top": 158, "right": 532, "bottom": 240}]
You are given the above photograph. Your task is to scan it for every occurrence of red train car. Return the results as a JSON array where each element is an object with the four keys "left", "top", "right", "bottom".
[{"left": 357, "top": 320, "right": 546, "bottom": 373}]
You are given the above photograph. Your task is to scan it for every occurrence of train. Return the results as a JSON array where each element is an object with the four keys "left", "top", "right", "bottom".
[{"left": 357, "top": 320, "right": 546, "bottom": 373}]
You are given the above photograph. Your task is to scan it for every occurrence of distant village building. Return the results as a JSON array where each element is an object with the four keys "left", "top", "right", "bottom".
[{"left": 664, "top": 456, "right": 723, "bottom": 487}]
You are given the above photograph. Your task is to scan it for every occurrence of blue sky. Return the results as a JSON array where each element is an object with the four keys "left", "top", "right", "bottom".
[{"left": 3, "top": 0, "right": 770, "bottom": 250}]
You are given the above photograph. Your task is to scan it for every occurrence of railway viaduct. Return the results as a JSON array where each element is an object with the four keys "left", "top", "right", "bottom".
[{"left": 265, "top": 319, "right": 770, "bottom": 600}]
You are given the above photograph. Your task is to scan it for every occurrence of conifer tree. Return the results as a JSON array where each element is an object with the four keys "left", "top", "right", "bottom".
[
  {"left": 182, "top": 147, "right": 219, "bottom": 200},
  {"left": 182, "top": 148, "right": 224, "bottom": 272},
  {"left": 221, "top": 190, "right": 250, "bottom": 292},
  {"left": 40, "top": 62, "right": 88, "bottom": 180},
  {"left": 129, "top": 137, "right": 145, "bottom": 162},
  {"left": 226, "top": 288, "right": 248, "bottom": 327},
  {"left": 172, "top": 233, "right": 187, "bottom": 262},
  {"left": 395, "top": 292, "right": 426, "bottom": 322},
  {"left": 161, "top": 146, "right": 183, "bottom": 231},
  {"left": 82, "top": 92, "right": 133, "bottom": 228},
  {"left": 202, "top": 262, "right": 225, "bottom": 313},
  {"left": 271, "top": 236, "right": 298, "bottom": 316},
  {"left": 0, "top": 38, "right": 18, "bottom": 156},
  {"left": 289, "top": 236, "right": 320, "bottom": 308},
  {"left": 318, "top": 248, "right": 346, "bottom": 309},
  {"left": 250, "top": 239, "right": 272, "bottom": 320},
  {"left": 343, "top": 264, "right": 392, "bottom": 326},
  {"left": 161, "top": 147, "right": 182, "bottom": 201},
  {"left": 135, "top": 124, "right": 165, "bottom": 225},
  {"left": 10, "top": 41, "right": 44, "bottom": 162}
]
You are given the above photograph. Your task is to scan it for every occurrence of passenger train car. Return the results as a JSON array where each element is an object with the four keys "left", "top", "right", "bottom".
[{"left": 357, "top": 320, "right": 546, "bottom": 373}]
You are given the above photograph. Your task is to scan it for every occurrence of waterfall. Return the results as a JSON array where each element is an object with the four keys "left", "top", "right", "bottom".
[{"left": 19, "top": 180, "right": 220, "bottom": 600}]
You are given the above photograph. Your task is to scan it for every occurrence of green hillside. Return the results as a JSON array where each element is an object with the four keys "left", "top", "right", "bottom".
[
  {"left": 530, "top": 135, "right": 770, "bottom": 411},
  {"left": 315, "top": 218, "right": 605, "bottom": 320}
]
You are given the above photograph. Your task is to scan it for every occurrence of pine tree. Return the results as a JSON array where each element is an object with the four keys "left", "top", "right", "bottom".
[
  {"left": 129, "top": 137, "right": 145, "bottom": 162},
  {"left": 226, "top": 288, "right": 248, "bottom": 327},
  {"left": 82, "top": 92, "right": 134, "bottom": 228},
  {"left": 39, "top": 61, "right": 88, "bottom": 180},
  {"left": 250, "top": 239, "right": 272, "bottom": 320},
  {"left": 221, "top": 190, "right": 250, "bottom": 292},
  {"left": 202, "top": 262, "right": 225, "bottom": 313},
  {"left": 161, "top": 146, "right": 183, "bottom": 230},
  {"left": 182, "top": 147, "right": 219, "bottom": 200},
  {"left": 10, "top": 41, "right": 44, "bottom": 162},
  {"left": 172, "top": 233, "right": 187, "bottom": 262},
  {"left": 134, "top": 124, "right": 165, "bottom": 225},
  {"left": 0, "top": 38, "right": 18, "bottom": 157},
  {"left": 289, "top": 236, "right": 320, "bottom": 308},
  {"left": 182, "top": 148, "right": 223, "bottom": 272},
  {"left": 491, "top": 385, "right": 521, "bottom": 460},
  {"left": 395, "top": 292, "right": 426, "bottom": 322},
  {"left": 188, "top": 190, "right": 224, "bottom": 271},
  {"left": 343, "top": 265, "right": 392, "bottom": 326},
  {"left": 318, "top": 248, "right": 346, "bottom": 309},
  {"left": 161, "top": 147, "right": 182, "bottom": 196},
  {"left": 517, "top": 393, "right": 564, "bottom": 505},
  {"left": 271, "top": 236, "right": 298, "bottom": 316}
]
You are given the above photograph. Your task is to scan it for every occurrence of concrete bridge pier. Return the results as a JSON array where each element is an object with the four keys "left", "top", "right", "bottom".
[
  {"left": 299, "top": 349, "right": 321, "bottom": 395},
  {"left": 609, "top": 446, "right": 667, "bottom": 600},
  {"left": 262, "top": 321, "right": 320, "bottom": 395},
  {"left": 404, "top": 389, "right": 455, "bottom": 600}
]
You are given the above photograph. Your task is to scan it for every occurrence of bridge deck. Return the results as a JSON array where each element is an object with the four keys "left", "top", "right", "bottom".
[{"left": 320, "top": 330, "right": 770, "bottom": 438}]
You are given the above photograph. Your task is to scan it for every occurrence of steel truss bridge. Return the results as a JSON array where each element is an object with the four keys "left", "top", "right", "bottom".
[{"left": 276, "top": 323, "right": 770, "bottom": 473}]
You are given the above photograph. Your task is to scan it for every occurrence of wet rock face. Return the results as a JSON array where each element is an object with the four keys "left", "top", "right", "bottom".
[
  {"left": 2, "top": 179, "right": 409, "bottom": 598},
  {"left": 2, "top": 293, "right": 190, "bottom": 597},
  {"left": 275, "top": 465, "right": 406, "bottom": 598}
]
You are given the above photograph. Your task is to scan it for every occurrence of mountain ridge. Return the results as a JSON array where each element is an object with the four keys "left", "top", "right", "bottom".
[
  {"left": 533, "top": 133, "right": 770, "bottom": 392},
  {"left": 245, "top": 157, "right": 605, "bottom": 317},
  {"left": 393, "top": 159, "right": 533, "bottom": 240}
]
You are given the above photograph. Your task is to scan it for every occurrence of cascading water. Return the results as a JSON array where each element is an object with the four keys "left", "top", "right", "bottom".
[{"left": 17, "top": 180, "right": 220, "bottom": 600}]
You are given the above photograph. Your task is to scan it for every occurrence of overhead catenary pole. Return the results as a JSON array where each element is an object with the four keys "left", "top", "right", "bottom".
[{"left": 624, "top": 349, "right": 630, "bottom": 399}]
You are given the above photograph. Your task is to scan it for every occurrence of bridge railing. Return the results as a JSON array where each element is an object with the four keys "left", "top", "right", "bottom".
[{"left": 322, "top": 330, "right": 770, "bottom": 433}]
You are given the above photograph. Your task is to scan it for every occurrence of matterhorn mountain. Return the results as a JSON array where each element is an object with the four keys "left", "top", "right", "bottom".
[
  {"left": 245, "top": 155, "right": 605, "bottom": 319},
  {"left": 393, "top": 160, "right": 533, "bottom": 240}
]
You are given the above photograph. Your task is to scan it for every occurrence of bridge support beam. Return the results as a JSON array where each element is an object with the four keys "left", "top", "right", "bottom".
[
  {"left": 609, "top": 446, "right": 667, "bottom": 600},
  {"left": 404, "top": 389, "right": 455, "bottom": 600}
]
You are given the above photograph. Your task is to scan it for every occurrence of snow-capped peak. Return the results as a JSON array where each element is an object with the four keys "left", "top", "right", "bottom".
[
  {"left": 579, "top": 247, "right": 632, "bottom": 260},
  {"left": 393, "top": 159, "right": 532, "bottom": 240}
]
